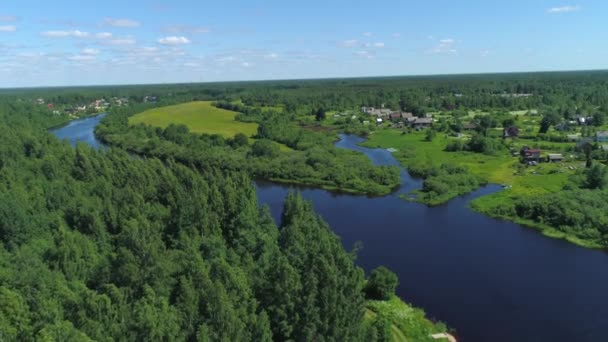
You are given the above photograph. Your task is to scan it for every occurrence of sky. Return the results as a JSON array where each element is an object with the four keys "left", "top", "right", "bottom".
[{"left": 0, "top": 0, "right": 606, "bottom": 87}]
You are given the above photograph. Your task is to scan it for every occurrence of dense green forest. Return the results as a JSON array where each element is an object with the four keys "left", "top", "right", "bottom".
[
  {"left": 4, "top": 70, "right": 608, "bottom": 340},
  {"left": 0, "top": 88, "right": 446, "bottom": 340}
]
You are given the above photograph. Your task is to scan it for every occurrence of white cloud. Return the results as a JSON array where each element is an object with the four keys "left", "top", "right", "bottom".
[
  {"left": 392, "top": 33, "right": 401, "bottom": 38},
  {"left": 41, "top": 30, "right": 90, "bottom": 38},
  {"left": 340, "top": 39, "right": 359, "bottom": 48},
  {"left": 17, "top": 52, "right": 46, "bottom": 59},
  {"left": 216, "top": 56, "right": 236, "bottom": 63},
  {"left": 431, "top": 38, "right": 457, "bottom": 54},
  {"left": 363, "top": 42, "right": 385, "bottom": 48},
  {"left": 264, "top": 53, "right": 279, "bottom": 60},
  {"left": 241, "top": 62, "right": 252, "bottom": 67},
  {"left": 82, "top": 48, "right": 100, "bottom": 55},
  {"left": 96, "top": 32, "right": 113, "bottom": 39},
  {"left": 158, "top": 36, "right": 191, "bottom": 45},
  {"left": 547, "top": 5, "right": 581, "bottom": 13},
  {"left": 105, "top": 37, "right": 136, "bottom": 45},
  {"left": 103, "top": 18, "right": 140, "bottom": 28},
  {"left": 69, "top": 54, "right": 96, "bottom": 61},
  {"left": 480, "top": 49, "right": 490, "bottom": 57},
  {"left": 355, "top": 50, "right": 374, "bottom": 59},
  {"left": 183, "top": 62, "right": 199, "bottom": 67},
  {"left": 137, "top": 46, "right": 160, "bottom": 54},
  {"left": 0, "top": 25, "right": 16, "bottom": 32},
  {"left": 0, "top": 15, "right": 17, "bottom": 22},
  {"left": 166, "top": 25, "right": 211, "bottom": 34},
  {"left": 363, "top": 32, "right": 373, "bottom": 37}
]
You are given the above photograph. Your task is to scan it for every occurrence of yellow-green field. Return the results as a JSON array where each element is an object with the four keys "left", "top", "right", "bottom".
[{"left": 129, "top": 101, "right": 259, "bottom": 138}]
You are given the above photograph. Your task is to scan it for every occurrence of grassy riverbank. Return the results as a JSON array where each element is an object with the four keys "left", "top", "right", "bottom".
[
  {"left": 364, "top": 296, "right": 450, "bottom": 342},
  {"left": 361, "top": 129, "right": 608, "bottom": 249}
]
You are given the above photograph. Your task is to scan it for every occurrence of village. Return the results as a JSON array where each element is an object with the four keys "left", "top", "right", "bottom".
[
  {"left": 354, "top": 104, "right": 608, "bottom": 169},
  {"left": 34, "top": 95, "right": 159, "bottom": 119}
]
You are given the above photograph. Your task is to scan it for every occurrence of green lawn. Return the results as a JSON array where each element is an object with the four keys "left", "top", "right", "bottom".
[{"left": 129, "top": 101, "right": 259, "bottom": 138}]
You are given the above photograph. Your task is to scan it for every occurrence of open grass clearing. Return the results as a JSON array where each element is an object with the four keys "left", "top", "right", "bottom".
[{"left": 130, "top": 101, "right": 259, "bottom": 138}]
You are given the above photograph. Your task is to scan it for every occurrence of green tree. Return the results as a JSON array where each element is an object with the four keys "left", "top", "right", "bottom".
[
  {"left": 315, "top": 108, "right": 326, "bottom": 121},
  {"left": 365, "top": 266, "right": 399, "bottom": 300},
  {"left": 232, "top": 132, "right": 249, "bottom": 147},
  {"left": 584, "top": 163, "right": 607, "bottom": 189},
  {"left": 476, "top": 115, "right": 497, "bottom": 136},
  {"left": 539, "top": 112, "right": 561, "bottom": 134},
  {"left": 251, "top": 139, "right": 280, "bottom": 157}
]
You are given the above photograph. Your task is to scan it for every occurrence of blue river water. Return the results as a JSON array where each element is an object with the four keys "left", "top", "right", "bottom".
[{"left": 52, "top": 117, "right": 608, "bottom": 342}]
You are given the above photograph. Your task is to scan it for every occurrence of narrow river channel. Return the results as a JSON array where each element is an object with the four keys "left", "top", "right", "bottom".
[{"left": 52, "top": 117, "right": 608, "bottom": 342}]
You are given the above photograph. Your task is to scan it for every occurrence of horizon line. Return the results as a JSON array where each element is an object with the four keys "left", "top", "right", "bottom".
[{"left": 1, "top": 68, "right": 607, "bottom": 91}]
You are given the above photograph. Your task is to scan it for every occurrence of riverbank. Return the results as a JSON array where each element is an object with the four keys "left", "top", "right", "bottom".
[
  {"left": 46, "top": 112, "right": 107, "bottom": 131},
  {"left": 361, "top": 129, "right": 608, "bottom": 249},
  {"left": 470, "top": 192, "right": 605, "bottom": 249},
  {"left": 364, "top": 296, "right": 451, "bottom": 342}
]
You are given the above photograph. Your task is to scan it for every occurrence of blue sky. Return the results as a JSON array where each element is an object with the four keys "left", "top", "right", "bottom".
[{"left": 0, "top": 0, "right": 605, "bottom": 87}]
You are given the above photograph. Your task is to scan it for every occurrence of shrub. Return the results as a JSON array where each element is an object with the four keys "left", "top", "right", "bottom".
[{"left": 365, "top": 266, "right": 399, "bottom": 300}]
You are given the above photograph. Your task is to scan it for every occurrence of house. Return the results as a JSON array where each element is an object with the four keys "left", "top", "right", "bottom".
[
  {"left": 574, "top": 114, "right": 594, "bottom": 126},
  {"left": 520, "top": 147, "right": 541, "bottom": 162},
  {"left": 596, "top": 131, "right": 608, "bottom": 143},
  {"left": 462, "top": 122, "right": 478, "bottom": 131},
  {"left": 554, "top": 123, "right": 572, "bottom": 132},
  {"left": 389, "top": 112, "right": 404, "bottom": 121},
  {"left": 503, "top": 126, "right": 519, "bottom": 138},
  {"left": 402, "top": 112, "right": 415, "bottom": 119},
  {"left": 576, "top": 138, "right": 595, "bottom": 151},
  {"left": 370, "top": 108, "right": 392, "bottom": 117},
  {"left": 406, "top": 116, "right": 419, "bottom": 124},
  {"left": 412, "top": 118, "right": 433, "bottom": 129},
  {"left": 547, "top": 154, "right": 564, "bottom": 162},
  {"left": 567, "top": 134, "right": 581, "bottom": 142},
  {"left": 144, "top": 96, "right": 158, "bottom": 103}
]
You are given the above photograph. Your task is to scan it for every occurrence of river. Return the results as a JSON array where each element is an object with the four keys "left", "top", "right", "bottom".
[{"left": 52, "top": 116, "right": 608, "bottom": 342}]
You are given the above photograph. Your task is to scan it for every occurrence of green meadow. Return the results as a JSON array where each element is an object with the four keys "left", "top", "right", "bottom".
[
  {"left": 129, "top": 101, "right": 259, "bottom": 138},
  {"left": 362, "top": 129, "right": 577, "bottom": 201}
]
